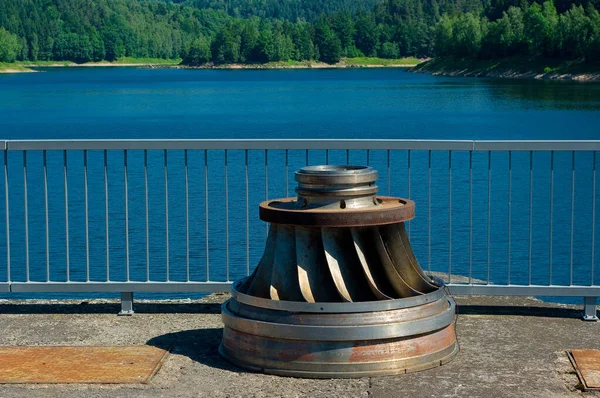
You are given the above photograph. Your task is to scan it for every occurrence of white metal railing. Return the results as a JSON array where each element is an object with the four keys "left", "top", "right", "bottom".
[{"left": 0, "top": 140, "right": 598, "bottom": 318}]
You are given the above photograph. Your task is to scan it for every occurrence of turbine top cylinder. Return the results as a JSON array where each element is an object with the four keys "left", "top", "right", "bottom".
[
  {"left": 295, "top": 165, "right": 379, "bottom": 209},
  {"left": 260, "top": 165, "right": 414, "bottom": 227}
]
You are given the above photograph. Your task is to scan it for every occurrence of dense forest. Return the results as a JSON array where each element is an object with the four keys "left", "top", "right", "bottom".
[{"left": 0, "top": 0, "right": 598, "bottom": 65}]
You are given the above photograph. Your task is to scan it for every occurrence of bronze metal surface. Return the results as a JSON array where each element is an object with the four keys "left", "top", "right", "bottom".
[
  {"left": 0, "top": 346, "right": 168, "bottom": 384},
  {"left": 269, "top": 225, "right": 303, "bottom": 301},
  {"left": 220, "top": 299, "right": 458, "bottom": 378},
  {"left": 259, "top": 196, "right": 415, "bottom": 227},
  {"left": 570, "top": 349, "right": 600, "bottom": 390},
  {"left": 296, "top": 227, "right": 339, "bottom": 302}
]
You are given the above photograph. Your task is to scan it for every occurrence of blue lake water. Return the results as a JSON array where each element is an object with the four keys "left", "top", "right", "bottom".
[{"left": 1, "top": 67, "right": 599, "bottom": 302}]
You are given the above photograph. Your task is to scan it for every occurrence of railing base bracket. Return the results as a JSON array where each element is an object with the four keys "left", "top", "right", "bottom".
[
  {"left": 582, "top": 297, "right": 598, "bottom": 322},
  {"left": 118, "top": 292, "right": 134, "bottom": 316}
]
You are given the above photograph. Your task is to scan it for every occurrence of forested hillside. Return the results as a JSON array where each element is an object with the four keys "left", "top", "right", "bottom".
[
  {"left": 0, "top": 0, "right": 598, "bottom": 66},
  {"left": 173, "top": 0, "right": 383, "bottom": 21}
]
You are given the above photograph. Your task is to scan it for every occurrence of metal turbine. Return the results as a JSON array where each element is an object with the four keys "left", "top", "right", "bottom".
[{"left": 220, "top": 165, "right": 458, "bottom": 378}]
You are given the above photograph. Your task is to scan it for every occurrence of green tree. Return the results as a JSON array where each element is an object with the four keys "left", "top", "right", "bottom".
[
  {"left": 434, "top": 15, "right": 454, "bottom": 56},
  {"left": 453, "top": 13, "right": 484, "bottom": 56},
  {"left": 558, "top": 5, "right": 591, "bottom": 59},
  {"left": 29, "top": 33, "right": 39, "bottom": 61},
  {"left": 354, "top": 13, "right": 379, "bottom": 56},
  {"left": 184, "top": 36, "right": 211, "bottom": 64},
  {"left": 588, "top": 8, "right": 600, "bottom": 61},
  {"left": 379, "top": 41, "right": 400, "bottom": 58},
  {"left": 0, "top": 28, "right": 20, "bottom": 62},
  {"left": 256, "top": 27, "right": 275, "bottom": 62},
  {"left": 211, "top": 25, "right": 240, "bottom": 64},
  {"left": 240, "top": 20, "right": 259, "bottom": 62},
  {"left": 542, "top": 1, "right": 559, "bottom": 56},
  {"left": 293, "top": 23, "right": 316, "bottom": 60},
  {"left": 320, "top": 30, "right": 342, "bottom": 63},
  {"left": 331, "top": 12, "right": 356, "bottom": 55},
  {"left": 524, "top": 3, "right": 550, "bottom": 56}
]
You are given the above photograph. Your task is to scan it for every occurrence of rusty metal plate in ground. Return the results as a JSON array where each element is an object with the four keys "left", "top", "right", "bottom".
[
  {"left": 0, "top": 346, "right": 168, "bottom": 384},
  {"left": 569, "top": 349, "right": 600, "bottom": 390}
]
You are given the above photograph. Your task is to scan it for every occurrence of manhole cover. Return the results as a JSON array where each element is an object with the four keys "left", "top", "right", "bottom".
[
  {"left": 0, "top": 346, "right": 168, "bottom": 384},
  {"left": 569, "top": 349, "right": 600, "bottom": 390}
]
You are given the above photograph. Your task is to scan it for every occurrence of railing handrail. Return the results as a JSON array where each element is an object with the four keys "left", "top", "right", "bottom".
[
  {"left": 2, "top": 139, "right": 600, "bottom": 151},
  {"left": 0, "top": 138, "right": 598, "bottom": 318}
]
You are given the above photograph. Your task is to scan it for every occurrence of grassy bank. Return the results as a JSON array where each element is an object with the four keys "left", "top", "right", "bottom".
[
  {"left": 0, "top": 62, "right": 35, "bottom": 73},
  {"left": 2, "top": 56, "right": 420, "bottom": 73},
  {"left": 23, "top": 57, "right": 182, "bottom": 67},
  {"left": 0, "top": 58, "right": 182, "bottom": 73},
  {"left": 183, "top": 57, "right": 423, "bottom": 69},
  {"left": 342, "top": 57, "right": 421, "bottom": 66},
  {"left": 412, "top": 56, "right": 600, "bottom": 81}
]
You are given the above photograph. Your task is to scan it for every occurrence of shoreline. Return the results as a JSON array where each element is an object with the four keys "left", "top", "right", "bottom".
[
  {"left": 0, "top": 57, "right": 421, "bottom": 74},
  {"left": 175, "top": 60, "right": 419, "bottom": 70},
  {"left": 412, "top": 56, "right": 600, "bottom": 82},
  {"left": 413, "top": 68, "right": 600, "bottom": 82}
]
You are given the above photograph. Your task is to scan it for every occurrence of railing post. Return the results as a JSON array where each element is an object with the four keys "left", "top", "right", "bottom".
[
  {"left": 582, "top": 297, "right": 598, "bottom": 321},
  {"left": 118, "top": 292, "right": 134, "bottom": 316}
]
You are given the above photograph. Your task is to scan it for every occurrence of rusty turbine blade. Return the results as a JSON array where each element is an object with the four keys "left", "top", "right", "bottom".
[
  {"left": 379, "top": 223, "right": 436, "bottom": 294},
  {"left": 270, "top": 225, "right": 304, "bottom": 301},
  {"left": 246, "top": 225, "right": 278, "bottom": 298},
  {"left": 372, "top": 228, "right": 421, "bottom": 298},
  {"left": 397, "top": 223, "right": 438, "bottom": 290},
  {"left": 322, "top": 228, "right": 376, "bottom": 302},
  {"left": 296, "top": 227, "right": 340, "bottom": 303},
  {"left": 351, "top": 228, "right": 393, "bottom": 300}
]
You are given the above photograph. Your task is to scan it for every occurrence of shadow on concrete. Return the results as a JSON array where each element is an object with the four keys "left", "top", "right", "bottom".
[
  {"left": 0, "top": 302, "right": 223, "bottom": 315},
  {"left": 458, "top": 304, "right": 584, "bottom": 319},
  {"left": 146, "top": 328, "right": 240, "bottom": 372}
]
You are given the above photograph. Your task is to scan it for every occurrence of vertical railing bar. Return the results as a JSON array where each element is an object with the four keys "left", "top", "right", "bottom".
[
  {"left": 124, "top": 150, "right": 129, "bottom": 282},
  {"left": 427, "top": 150, "right": 431, "bottom": 273},
  {"left": 23, "top": 151, "right": 29, "bottom": 282},
  {"left": 508, "top": 151, "right": 511, "bottom": 285},
  {"left": 387, "top": 150, "right": 391, "bottom": 196},
  {"left": 305, "top": 149, "right": 308, "bottom": 166},
  {"left": 144, "top": 150, "right": 149, "bottom": 282},
  {"left": 204, "top": 149, "right": 209, "bottom": 281},
  {"left": 549, "top": 151, "right": 554, "bottom": 285},
  {"left": 285, "top": 149, "right": 289, "bottom": 197},
  {"left": 366, "top": 149, "right": 370, "bottom": 166},
  {"left": 165, "top": 150, "right": 170, "bottom": 282},
  {"left": 64, "top": 150, "right": 70, "bottom": 282},
  {"left": 245, "top": 150, "right": 249, "bottom": 276},
  {"left": 346, "top": 149, "right": 349, "bottom": 165},
  {"left": 84, "top": 150, "right": 89, "bottom": 283},
  {"left": 104, "top": 150, "right": 109, "bottom": 282},
  {"left": 487, "top": 151, "right": 491, "bottom": 285},
  {"left": 592, "top": 151, "right": 596, "bottom": 286},
  {"left": 469, "top": 150, "right": 473, "bottom": 285},
  {"left": 528, "top": 151, "right": 533, "bottom": 286},
  {"left": 265, "top": 149, "right": 268, "bottom": 237},
  {"left": 4, "top": 151, "right": 9, "bottom": 283},
  {"left": 225, "top": 149, "right": 229, "bottom": 282},
  {"left": 407, "top": 150, "right": 411, "bottom": 236},
  {"left": 570, "top": 151, "right": 575, "bottom": 286},
  {"left": 448, "top": 151, "right": 452, "bottom": 283},
  {"left": 43, "top": 150, "right": 49, "bottom": 282},
  {"left": 185, "top": 149, "right": 190, "bottom": 282},
  {"left": 326, "top": 149, "right": 329, "bottom": 165}
]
